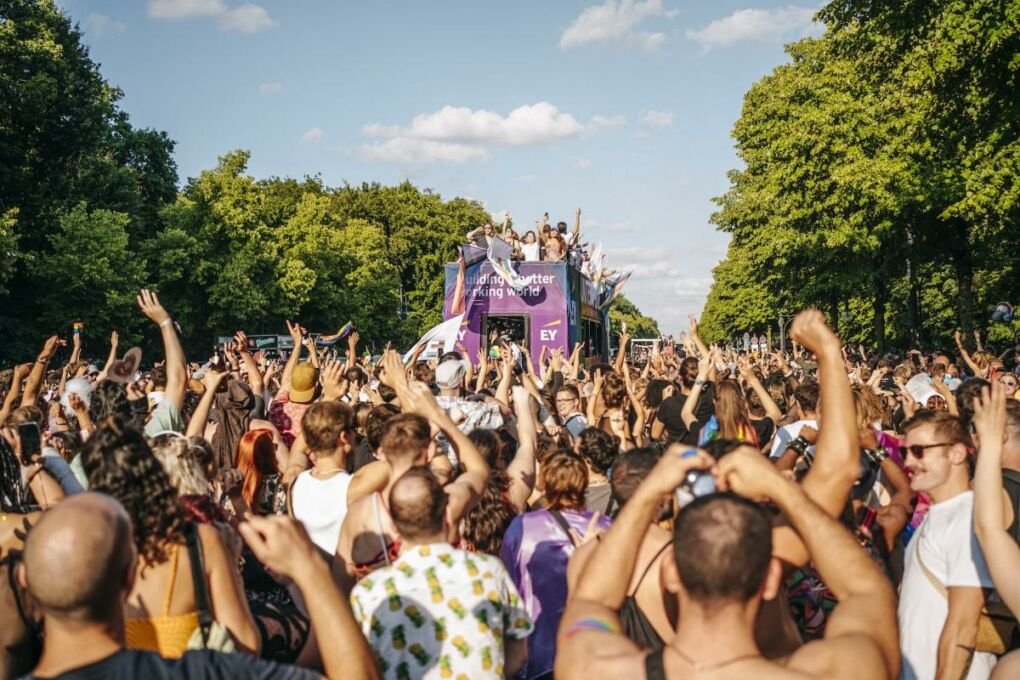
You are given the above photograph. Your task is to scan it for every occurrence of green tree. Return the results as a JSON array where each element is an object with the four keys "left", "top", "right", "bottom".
[
  {"left": 33, "top": 203, "right": 145, "bottom": 344},
  {"left": 608, "top": 295, "right": 660, "bottom": 339}
]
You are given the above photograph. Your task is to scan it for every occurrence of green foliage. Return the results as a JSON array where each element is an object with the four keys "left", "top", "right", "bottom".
[
  {"left": 702, "top": 1, "right": 1020, "bottom": 350},
  {"left": 0, "top": 1, "right": 660, "bottom": 363},
  {"left": 608, "top": 296, "right": 660, "bottom": 339}
]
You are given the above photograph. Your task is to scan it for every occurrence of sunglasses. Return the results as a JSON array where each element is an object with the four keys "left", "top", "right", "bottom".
[
  {"left": 998, "top": 378, "right": 1018, "bottom": 388},
  {"left": 898, "top": 442, "right": 953, "bottom": 460}
]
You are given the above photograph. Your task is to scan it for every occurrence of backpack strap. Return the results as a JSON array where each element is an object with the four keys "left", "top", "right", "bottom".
[
  {"left": 184, "top": 523, "right": 213, "bottom": 646},
  {"left": 549, "top": 509, "right": 578, "bottom": 547}
]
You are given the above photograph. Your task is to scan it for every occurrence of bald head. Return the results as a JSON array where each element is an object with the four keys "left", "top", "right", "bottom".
[
  {"left": 22, "top": 493, "right": 135, "bottom": 622},
  {"left": 389, "top": 467, "right": 447, "bottom": 543}
]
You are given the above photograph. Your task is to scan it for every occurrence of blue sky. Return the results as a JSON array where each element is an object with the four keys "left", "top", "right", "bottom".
[{"left": 59, "top": 0, "right": 823, "bottom": 335}]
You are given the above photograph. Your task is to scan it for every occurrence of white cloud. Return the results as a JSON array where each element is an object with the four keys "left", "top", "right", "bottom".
[
  {"left": 573, "top": 157, "right": 592, "bottom": 169},
  {"left": 258, "top": 81, "right": 283, "bottom": 95},
  {"left": 148, "top": 0, "right": 276, "bottom": 33},
  {"left": 686, "top": 6, "right": 820, "bottom": 50},
  {"left": 358, "top": 139, "right": 489, "bottom": 164},
  {"left": 149, "top": 0, "right": 224, "bottom": 19},
  {"left": 300, "top": 128, "right": 324, "bottom": 144},
  {"left": 588, "top": 114, "right": 627, "bottom": 132},
  {"left": 218, "top": 4, "right": 275, "bottom": 33},
  {"left": 560, "top": 0, "right": 671, "bottom": 51},
  {"left": 641, "top": 110, "right": 674, "bottom": 128},
  {"left": 84, "top": 13, "right": 126, "bottom": 36},
  {"left": 672, "top": 277, "right": 713, "bottom": 298},
  {"left": 359, "top": 102, "right": 623, "bottom": 164}
]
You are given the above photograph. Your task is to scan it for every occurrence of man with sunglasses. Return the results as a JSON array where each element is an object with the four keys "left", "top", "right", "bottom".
[{"left": 898, "top": 411, "right": 997, "bottom": 679}]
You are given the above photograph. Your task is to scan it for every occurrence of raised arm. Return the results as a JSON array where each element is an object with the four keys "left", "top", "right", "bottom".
[
  {"left": 505, "top": 386, "right": 538, "bottom": 512},
  {"left": 739, "top": 358, "right": 782, "bottom": 424},
  {"left": 717, "top": 448, "right": 898, "bottom": 679},
  {"left": 95, "top": 331, "right": 119, "bottom": 383},
  {"left": 186, "top": 371, "right": 227, "bottom": 438},
  {"left": 955, "top": 330, "right": 983, "bottom": 377},
  {"left": 137, "top": 290, "right": 186, "bottom": 410},
  {"left": 569, "top": 208, "right": 581, "bottom": 247},
  {"left": 680, "top": 355, "right": 710, "bottom": 430},
  {"left": 280, "top": 321, "right": 304, "bottom": 390},
  {"left": 1, "top": 363, "right": 30, "bottom": 424},
  {"left": 613, "top": 332, "right": 630, "bottom": 374},
  {"left": 556, "top": 446, "right": 714, "bottom": 676},
  {"left": 233, "top": 332, "right": 264, "bottom": 396},
  {"left": 972, "top": 381, "right": 1020, "bottom": 616},
  {"left": 688, "top": 314, "right": 710, "bottom": 358},
  {"left": 21, "top": 335, "right": 59, "bottom": 406},
  {"left": 772, "top": 310, "right": 860, "bottom": 567}
]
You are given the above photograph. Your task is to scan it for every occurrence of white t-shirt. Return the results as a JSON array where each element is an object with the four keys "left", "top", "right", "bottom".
[
  {"left": 898, "top": 491, "right": 996, "bottom": 680},
  {"left": 521, "top": 241, "right": 541, "bottom": 262},
  {"left": 290, "top": 469, "right": 353, "bottom": 555},
  {"left": 768, "top": 419, "right": 817, "bottom": 460}
]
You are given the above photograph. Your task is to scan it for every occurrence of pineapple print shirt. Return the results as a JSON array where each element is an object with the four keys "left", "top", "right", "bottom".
[{"left": 350, "top": 542, "right": 533, "bottom": 680}]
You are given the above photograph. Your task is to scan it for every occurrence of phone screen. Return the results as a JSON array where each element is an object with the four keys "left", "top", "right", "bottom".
[{"left": 17, "top": 422, "right": 42, "bottom": 460}]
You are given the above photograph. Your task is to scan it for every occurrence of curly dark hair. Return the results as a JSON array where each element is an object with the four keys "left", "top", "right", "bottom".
[
  {"left": 577, "top": 428, "right": 619, "bottom": 474},
  {"left": 82, "top": 417, "right": 184, "bottom": 566},
  {"left": 460, "top": 471, "right": 517, "bottom": 556},
  {"left": 89, "top": 381, "right": 146, "bottom": 432}
]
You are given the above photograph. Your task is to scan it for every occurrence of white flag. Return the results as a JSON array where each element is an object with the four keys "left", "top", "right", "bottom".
[{"left": 404, "top": 314, "right": 465, "bottom": 362}]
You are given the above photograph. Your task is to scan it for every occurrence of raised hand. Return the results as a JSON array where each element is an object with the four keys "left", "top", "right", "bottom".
[
  {"left": 320, "top": 357, "right": 345, "bottom": 401},
  {"left": 972, "top": 381, "right": 1007, "bottom": 446},
  {"left": 285, "top": 320, "right": 303, "bottom": 344},
  {"left": 789, "top": 309, "right": 839, "bottom": 354},
  {"left": 137, "top": 289, "right": 170, "bottom": 326},
  {"left": 715, "top": 445, "right": 787, "bottom": 500},
  {"left": 200, "top": 368, "right": 227, "bottom": 394},
  {"left": 239, "top": 515, "right": 323, "bottom": 582}
]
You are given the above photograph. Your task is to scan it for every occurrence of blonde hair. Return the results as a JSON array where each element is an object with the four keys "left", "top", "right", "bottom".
[{"left": 151, "top": 434, "right": 212, "bottom": 496}]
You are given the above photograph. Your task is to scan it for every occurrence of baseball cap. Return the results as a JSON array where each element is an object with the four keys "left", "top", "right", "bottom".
[
  {"left": 435, "top": 361, "right": 466, "bottom": 390},
  {"left": 290, "top": 362, "right": 319, "bottom": 403}
]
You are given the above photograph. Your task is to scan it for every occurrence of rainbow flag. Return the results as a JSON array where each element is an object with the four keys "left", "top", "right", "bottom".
[{"left": 317, "top": 321, "right": 354, "bottom": 346}]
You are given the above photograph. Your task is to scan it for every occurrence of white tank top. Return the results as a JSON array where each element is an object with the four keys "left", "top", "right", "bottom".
[
  {"left": 290, "top": 469, "right": 353, "bottom": 554},
  {"left": 521, "top": 242, "right": 541, "bottom": 262}
]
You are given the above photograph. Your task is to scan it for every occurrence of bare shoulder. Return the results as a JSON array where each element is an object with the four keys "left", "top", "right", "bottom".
[{"left": 785, "top": 634, "right": 888, "bottom": 680}]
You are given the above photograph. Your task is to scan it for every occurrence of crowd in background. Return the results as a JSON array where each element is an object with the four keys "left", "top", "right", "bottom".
[{"left": 2, "top": 287, "right": 1020, "bottom": 679}]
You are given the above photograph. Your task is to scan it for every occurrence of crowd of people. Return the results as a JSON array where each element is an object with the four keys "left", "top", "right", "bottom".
[
  {"left": 466, "top": 211, "right": 612, "bottom": 281},
  {"left": 2, "top": 287, "right": 1020, "bottom": 679}
]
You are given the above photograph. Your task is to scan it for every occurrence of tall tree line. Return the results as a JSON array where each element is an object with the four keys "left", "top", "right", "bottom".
[
  {"left": 700, "top": 0, "right": 1019, "bottom": 350},
  {"left": 0, "top": 1, "right": 657, "bottom": 362}
]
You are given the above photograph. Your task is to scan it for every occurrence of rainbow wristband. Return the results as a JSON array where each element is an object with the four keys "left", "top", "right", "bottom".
[{"left": 561, "top": 617, "right": 621, "bottom": 644}]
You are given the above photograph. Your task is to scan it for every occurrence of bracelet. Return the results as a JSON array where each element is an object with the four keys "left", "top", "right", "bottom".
[
  {"left": 787, "top": 436, "right": 809, "bottom": 456},
  {"left": 693, "top": 378, "right": 707, "bottom": 387},
  {"left": 159, "top": 318, "right": 173, "bottom": 328}
]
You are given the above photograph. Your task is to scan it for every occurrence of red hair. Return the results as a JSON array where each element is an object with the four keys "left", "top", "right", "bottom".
[{"left": 236, "top": 429, "right": 279, "bottom": 511}]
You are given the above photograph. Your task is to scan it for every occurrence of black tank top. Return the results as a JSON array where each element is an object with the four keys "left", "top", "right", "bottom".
[
  {"left": 619, "top": 542, "right": 672, "bottom": 650},
  {"left": 1003, "top": 469, "right": 1020, "bottom": 542},
  {"left": 644, "top": 648, "right": 666, "bottom": 680}
]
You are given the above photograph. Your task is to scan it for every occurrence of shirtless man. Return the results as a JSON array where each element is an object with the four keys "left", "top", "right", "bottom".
[
  {"left": 556, "top": 445, "right": 899, "bottom": 679},
  {"left": 333, "top": 375, "right": 488, "bottom": 593}
]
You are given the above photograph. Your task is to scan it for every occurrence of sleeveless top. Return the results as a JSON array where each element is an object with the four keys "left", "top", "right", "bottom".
[
  {"left": 645, "top": 648, "right": 666, "bottom": 680},
  {"left": 521, "top": 241, "right": 541, "bottom": 262},
  {"left": 124, "top": 544, "right": 199, "bottom": 659},
  {"left": 619, "top": 542, "right": 671, "bottom": 650},
  {"left": 1003, "top": 469, "right": 1020, "bottom": 542},
  {"left": 290, "top": 468, "right": 353, "bottom": 555},
  {"left": 352, "top": 492, "right": 401, "bottom": 579}
]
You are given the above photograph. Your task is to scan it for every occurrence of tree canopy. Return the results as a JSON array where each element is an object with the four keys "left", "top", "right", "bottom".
[
  {"left": 0, "top": 0, "right": 656, "bottom": 361},
  {"left": 700, "top": 0, "right": 1020, "bottom": 349}
]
